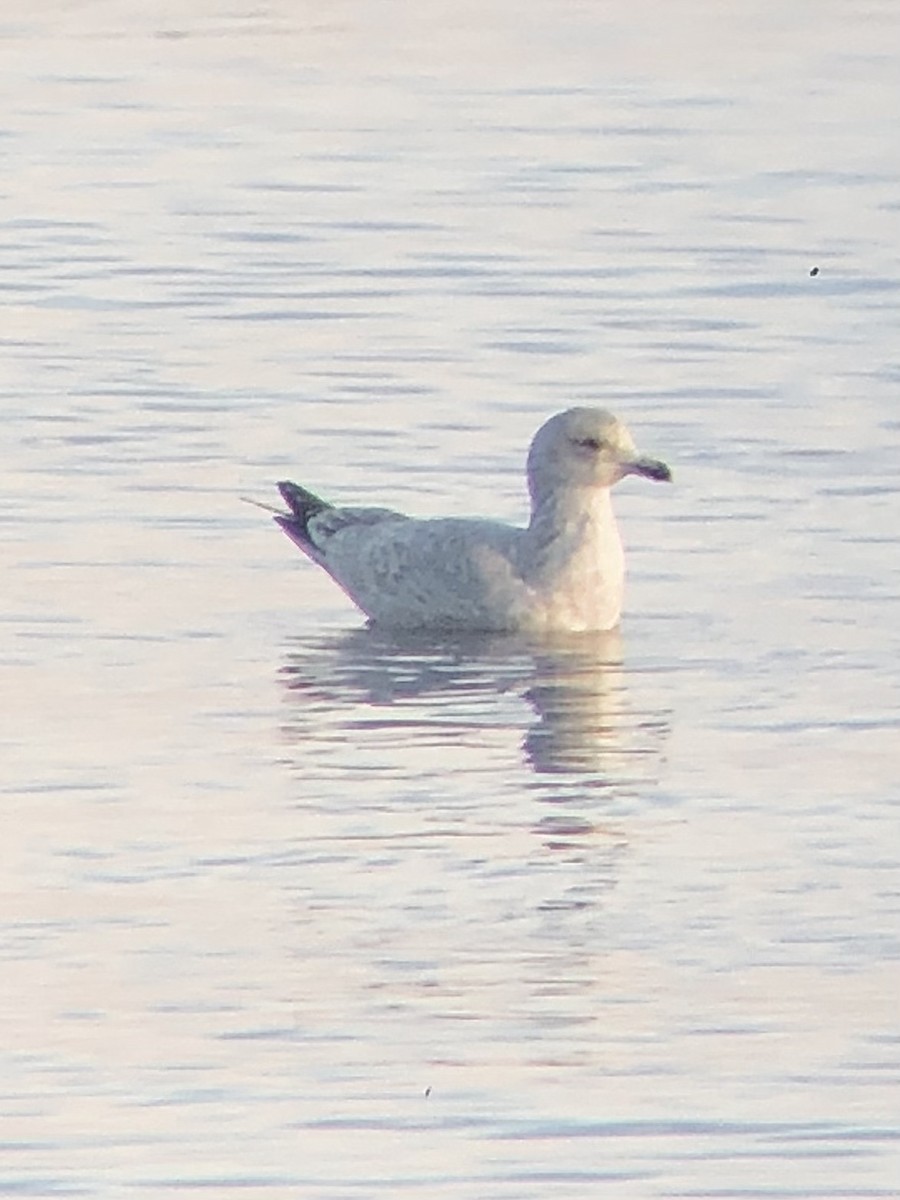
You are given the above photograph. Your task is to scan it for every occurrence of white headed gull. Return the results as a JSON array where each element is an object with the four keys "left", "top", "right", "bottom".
[{"left": 273, "top": 407, "right": 670, "bottom": 632}]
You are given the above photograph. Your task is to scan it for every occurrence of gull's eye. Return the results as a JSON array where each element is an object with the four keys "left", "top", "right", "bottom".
[{"left": 573, "top": 436, "right": 603, "bottom": 451}]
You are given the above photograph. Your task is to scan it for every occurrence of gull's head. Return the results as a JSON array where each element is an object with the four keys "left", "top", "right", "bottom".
[{"left": 527, "top": 407, "right": 671, "bottom": 501}]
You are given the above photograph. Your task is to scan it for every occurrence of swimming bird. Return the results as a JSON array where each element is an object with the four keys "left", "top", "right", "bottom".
[{"left": 272, "top": 407, "right": 670, "bottom": 632}]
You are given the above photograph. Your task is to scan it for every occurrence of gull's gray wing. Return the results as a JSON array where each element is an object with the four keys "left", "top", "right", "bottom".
[
  {"left": 275, "top": 480, "right": 528, "bottom": 629},
  {"left": 314, "top": 515, "right": 527, "bottom": 629}
]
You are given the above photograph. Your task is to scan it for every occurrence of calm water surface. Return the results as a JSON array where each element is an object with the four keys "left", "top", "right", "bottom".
[{"left": 2, "top": 1, "right": 900, "bottom": 1196}]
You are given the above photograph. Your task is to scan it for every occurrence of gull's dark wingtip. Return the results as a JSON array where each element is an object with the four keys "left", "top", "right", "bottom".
[
  {"left": 277, "top": 480, "right": 329, "bottom": 517},
  {"left": 273, "top": 480, "right": 332, "bottom": 551}
]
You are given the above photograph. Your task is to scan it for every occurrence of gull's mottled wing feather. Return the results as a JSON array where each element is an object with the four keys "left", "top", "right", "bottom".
[
  {"left": 316, "top": 517, "right": 527, "bottom": 629},
  {"left": 308, "top": 505, "right": 409, "bottom": 545}
]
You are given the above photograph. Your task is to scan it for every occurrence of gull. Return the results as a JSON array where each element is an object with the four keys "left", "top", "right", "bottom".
[{"left": 270, "top": 408, "right": 670, "bottom": 632}]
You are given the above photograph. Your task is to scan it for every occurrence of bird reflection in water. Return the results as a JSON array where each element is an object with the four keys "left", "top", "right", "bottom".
[
  {"left": 279, "top": 626, "right": 669, "bottom": 917},
  {"left": 278, "top": 625, "right": 667, "bottom": 792},
  {"left": 522, "top": 629, "right": 627, "bottom": 777}
]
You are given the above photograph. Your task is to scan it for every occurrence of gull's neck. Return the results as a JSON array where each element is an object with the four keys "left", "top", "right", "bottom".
[
  {"left": 522, "top": 483, "right": 625, "bottom": 628},
  {"left": 527, "top": 482, "right": 616, "bottom": 544}
]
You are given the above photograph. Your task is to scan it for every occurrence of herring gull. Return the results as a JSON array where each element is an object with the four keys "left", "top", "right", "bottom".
[{"left": 272, "top": 407, "right": 670, "bottom": 632}]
